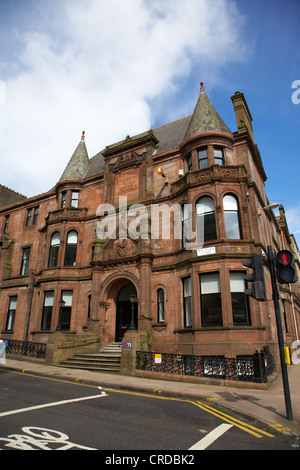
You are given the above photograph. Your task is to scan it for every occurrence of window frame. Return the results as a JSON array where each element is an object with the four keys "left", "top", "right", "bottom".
[
  {"left": 64, "top": 230, "right": 78, "bottom": 267},
  {"left": 41, "top": 291, "right": 54, "bottom": 330},
  {"left": 198, "top": 148, "right": 208, "bottom": 169},
  {"left": 182, "top": 276, "right": 193, "bottom": 328},
  {"left": 20, "top": 247, "right": 31, "bottom": 276},
  {"left": 157, "top": 288, "right": 165, "bottom": 323},
  {"left": 70, "top": 191, "right": 79, "bottom": 208},
  {"left": 196, "top": 196, "right": 217, "bottom": 243},
  {"left": 200, "top": 272, "right": 223, "bottom": 327},
  {"left": 48, "top": 232, "right": 61, "bottom": 268},
  {"left": 223, "top": 194, "right": 242, "bottom": 240},
  {"left": 6, "top": 296, "right": 18, "bottom": 331},
  {"left": 60, "top": 290, "right": 73, "bottom": 331},
  {"left": 230, "top": 271, "right": 251, "bottom": 326},
  {"left": 214, "top": 147, "right": 225, "bottom": 166}
]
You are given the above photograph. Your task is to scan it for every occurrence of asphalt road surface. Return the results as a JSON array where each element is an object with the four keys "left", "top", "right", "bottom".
[{"left": 0, "top": 368, "right": 299, "bottom": 455}]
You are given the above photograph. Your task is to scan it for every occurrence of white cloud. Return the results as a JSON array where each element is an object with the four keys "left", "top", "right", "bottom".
[
  {"left": 285, "top": 204, "right": 300, "bottom": 247},
  {"left": 0, "top": 0, "right": 247, "bottom": 197}
]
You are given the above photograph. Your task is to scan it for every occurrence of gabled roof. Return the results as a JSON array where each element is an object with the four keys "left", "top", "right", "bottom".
[{"left": 184, "top": 83, "right": 231, "bottom": 138}]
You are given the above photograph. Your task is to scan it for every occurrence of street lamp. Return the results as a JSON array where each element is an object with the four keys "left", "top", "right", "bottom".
[
  {"left": 128, "top": 294, "right": 137, "bottom": 330},
  {"left": 56, "top": 297, "right": 66, "bottom": 331}
]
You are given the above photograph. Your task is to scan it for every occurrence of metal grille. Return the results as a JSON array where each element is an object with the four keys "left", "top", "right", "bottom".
[
  {"left": 136, "top": 349, "right": 273, "bottom": 383},
  {"left": 5, "top": 339, "right": 47, "bottom": 360}
]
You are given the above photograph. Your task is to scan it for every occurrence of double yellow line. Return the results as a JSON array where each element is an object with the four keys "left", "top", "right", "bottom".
[{"left": 189, "top": 400, "right": 274, "bottom": 439}]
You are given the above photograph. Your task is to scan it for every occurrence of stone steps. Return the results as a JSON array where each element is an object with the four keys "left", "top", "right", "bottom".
[{"left": 59, "top": 342, "right": 122, "bottom": 373}]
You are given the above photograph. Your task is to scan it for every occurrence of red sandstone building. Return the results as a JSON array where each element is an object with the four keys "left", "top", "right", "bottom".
[{"left": 0, "top": 85, "right": 299, "bottom": 371}]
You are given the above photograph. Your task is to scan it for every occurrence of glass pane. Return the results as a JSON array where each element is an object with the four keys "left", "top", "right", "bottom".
[
  {"left": 223, "top": 195, "right": 238, "bottom": 211},
  {"left": 201, "top": 293, "right": 222, "bottom": 326},
  {"left": 232, "top": 293, "right": 250, "bottom": 325},
  {"left": 51, "top": 232, "right": 61, "bottom": 246},
  {"left": 201, "top": 273, "right": 220, "bottom": 294},
  {"left": 183, "top": 277, "right": 191, "bottom": 297},
  {"left": 62, "top": 291, "right": 73, "bottom": 306},
  {"left": 230, "top": 272, "right": 245, "bottom": 292},
  {"left": 196, "top": 197, "right": 215, "bottom": 215},
  {"left": 67, "top": 231, "right": 78, "bottom": 244},
  {"left": 44, "top": 291, "right": 54, "bottom": 307},
  {"left": 9, "top": 296, "right": 18, "bottom": 310},
  {"left": 224, "top": 212, "right": 241, "bottom": 239}
]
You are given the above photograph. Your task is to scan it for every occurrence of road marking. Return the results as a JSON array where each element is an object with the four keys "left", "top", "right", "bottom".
[
  {"left": 189, "top": 400, "right": 274, "bottom": 439},
  {"left": 189, "top": 424, "right": 233, "bottom": 450},
  {"left": 0, "top": 388, "right": 108, "bottom": 418}
]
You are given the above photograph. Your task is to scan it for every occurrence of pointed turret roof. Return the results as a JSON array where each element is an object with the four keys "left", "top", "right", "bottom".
[
  {"left": 184, "top": 83, "right": 231, "bottom": 139},
  {"left": 59, "top": 132, "right": 90, "bottom": 181}
]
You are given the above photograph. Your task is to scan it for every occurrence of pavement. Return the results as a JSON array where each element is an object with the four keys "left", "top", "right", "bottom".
[{"left": 1, "top": 357, "right": 300, "bottom": 436}]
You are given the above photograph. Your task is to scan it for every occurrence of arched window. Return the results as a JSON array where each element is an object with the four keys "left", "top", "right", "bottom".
[
  {"left": 64, "top": 230, "right": 78, "bottom": 266},
  {"left": 157, "top": 289, "right": 165, "bottom": 323},
  {"left": 223, "top": 195, "right": 241, "bottom": 240},
  {"left": 196, "top": 196, "right": 217, "bottom": 243},
  {"left": 48, "top": 232, "right": 60, "bottom": 268}
]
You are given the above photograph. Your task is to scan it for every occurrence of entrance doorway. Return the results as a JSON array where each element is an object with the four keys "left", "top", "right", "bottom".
[{"left": 115, "top": 283, "right": 138, "bottom": 342}]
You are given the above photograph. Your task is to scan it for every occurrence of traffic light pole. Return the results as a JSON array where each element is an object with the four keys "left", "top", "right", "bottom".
[{"left": 267, "top": 246, "right": 293, "bottom": 421}]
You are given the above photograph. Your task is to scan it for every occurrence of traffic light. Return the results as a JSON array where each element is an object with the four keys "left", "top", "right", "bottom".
[
  {"left": 242, "top": 254, "right": 266, "bottom": 301},
  {"left": 276, "top": 250, "right": 298, "bottom": 284}
]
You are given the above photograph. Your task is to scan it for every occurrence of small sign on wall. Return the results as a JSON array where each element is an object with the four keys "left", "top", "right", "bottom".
[{"left": 155, "top": 354, "right": 162, "bottom": 364}]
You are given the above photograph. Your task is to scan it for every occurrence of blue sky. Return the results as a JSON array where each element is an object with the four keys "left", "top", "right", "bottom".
[{"left": 0, "top": 0, "right": 299, "bottom": 243}]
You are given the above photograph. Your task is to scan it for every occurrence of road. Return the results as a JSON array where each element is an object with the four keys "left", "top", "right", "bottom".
[{"left": 0, "top": 368, "right": 298, "bottom": 454}]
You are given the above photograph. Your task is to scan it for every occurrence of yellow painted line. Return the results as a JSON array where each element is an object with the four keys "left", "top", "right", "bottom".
[
  {"left": 269, "top": 424, "right": 291, "bottom": 433},
  {"left": 189, "top": 400, "right": 274, "bottom": 439}
]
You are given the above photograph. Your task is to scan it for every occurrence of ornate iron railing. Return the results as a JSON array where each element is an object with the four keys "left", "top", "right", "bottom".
[
  {"left": 4, "top": 339, "right": 47, "bottom": 360},
  {"left": 136, "top": 347, "right": 273, "bottom": 383}
]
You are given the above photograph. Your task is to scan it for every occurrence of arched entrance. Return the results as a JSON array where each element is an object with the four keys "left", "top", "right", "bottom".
[{"left": 115, "top": 283, "right": 138, "bottom": 342}]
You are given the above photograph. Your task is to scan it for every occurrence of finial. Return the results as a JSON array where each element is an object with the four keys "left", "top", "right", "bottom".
[
  {"left": 81, "top": 131, "right": 85, "bottom": 141},
  {"left": 200, "top": 82, "right": 205, "bottom": 93}
]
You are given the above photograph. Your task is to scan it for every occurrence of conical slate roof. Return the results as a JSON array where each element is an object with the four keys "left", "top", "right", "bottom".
[
  {"left": 59, "top": 132, "right": 90, "bottom": 181},
  {"left": 184, "top": 83, "right": 231, "bottom": 138}
]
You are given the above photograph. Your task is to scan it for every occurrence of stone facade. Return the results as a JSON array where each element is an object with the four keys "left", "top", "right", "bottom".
[{"left": 0, "top": 85, "right": 299, "bottom": 370}]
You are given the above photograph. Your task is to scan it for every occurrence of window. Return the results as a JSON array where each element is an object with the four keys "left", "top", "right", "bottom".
[
  {"left": 26, "top": 208, "right": 33, "bottom": 226},
  {"left": 157, "top": 289, "right": 165, "bottom": 323},
  {"left": 61, "top": 191, "right": 67, "bottom": 208},
  {"left": 6, "top": 296, "right": 17, "bottom": 331},
  {"left": 32, "top": 207, "right": 39, "bottom": 225},
  {"left": 196, "top": 197, "right": 217, "bottom": 243},
  {"left": 187, "top": 154, "right": 193, "bottom": 172},
  {"left": 214, "top": 147, "right": 224, "bottom": 165},
  {"left": 20, "top": 247, "right": 30, "bottom": 276},
  {"left": 223, "top": 195, "right": 241, "bottom": 239},
  {"left": 70, "top": 191, "right": 79, "bottom": 208},
  {"left": 230, "top": 272, "right": 251, "bottom": 325},
  {"left": 183, "top": 277, "right": 192, "bottom": 327},
  {"left": 198, "top": 148, "right": 208, "bottom": 169},
  {"left": 60, "top": 291, "right": 73, "bottom": 331},
  {"left": 3, "top": 215, "right": 9, "bottom": 233},
  {"left": 41, "top": 291, "right": 54, "bottom": 330},
  {"left": 26, "top": 207, "right": 39, "bottom": 226},
  {"left": 64, "top": 230, "right": 78, "bottom": 266},
  {"left": 48, "top": 232, "right": 60, "bottom": 268},
  {"left": 181, "top": 204, "right": 190, "bottom": 249},
  {"left": 200, "top": 273, "right": 222, "bottom": 326}
]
